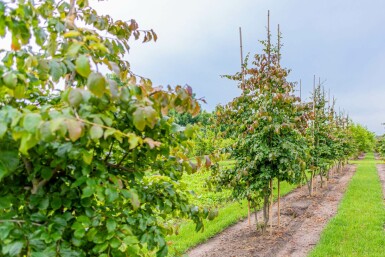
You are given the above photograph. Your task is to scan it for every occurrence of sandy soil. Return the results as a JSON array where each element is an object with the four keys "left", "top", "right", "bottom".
[{"left": 187, "top": 164, "right": 356, "bottom": 257}]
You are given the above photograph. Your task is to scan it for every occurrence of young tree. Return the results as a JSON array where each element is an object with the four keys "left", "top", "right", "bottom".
[
  {"left": 0, "top": 1, "right": 213, "bottom": 256},
  {"left": 215, "top": 25, "right": 309, "bottom": 232}
]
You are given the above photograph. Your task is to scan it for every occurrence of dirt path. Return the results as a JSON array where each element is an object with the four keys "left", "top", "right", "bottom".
[
  {"left": 187, "top": 165, "right": 356, "bottom": 257},
  {"left": 376, "top": 163, "right": 385, "bottom": 202}
]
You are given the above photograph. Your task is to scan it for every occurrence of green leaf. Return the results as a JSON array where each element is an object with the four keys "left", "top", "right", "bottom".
[
  {"left": 86, "top": 227, "right": 98, "bottom": 241},
  {"left": 64, "top": 30, "right": 81, "bottom": 38},
  {"left": 89, "top": 125, "right": 103, "bottom": 140},
  {"left": 68, "top": 88, "right": 83, "bottom": 107},
  {"left": 71, "top": 176, "right": 87, "bottom": 188},
  {"left": 2, "top": 241, "right": 24, "bottom": 256},
  {"left": 129, "top": 190, "right": 140, "bottom": 210},
  {"left": 105, "top": 187, "right": 118, "bottom": 203},
  {"left": 41, "top": 168, "right": 52, "bottom": 179},
  {"left": 82, "top": 151, "right": 93, "bottom": 165},
  {"left": 23, "top": 113, "right": 42, "bottom": 133},
  {"left": 184, "top": 124, "right": 195, "bottom": 138},
  {"left": 133, "top": 109, "right": 146, "bottom": 131},
  {"left": 75, "top": 55, "right": 91, "bottom": 78},
  {"left": 87, "top": 72, "right": 106, "bottom": 97},
  {"left": 49, "top": 60, "right": 65, "bottom": 82},
  {"left": 3, "top": 72, "right": 17, "bottom": 89},
  {"left": 74, "top": 228, "right": 86, "bottom": 239},
  {"left": 13, "top": 85, "right": 25, "bottom": 99},
  {"left": 51, "top": 196, "right": 62, "bottom": 210},
  {"left": 104, "top": 128, "right": 116, "bottom": 139},
  {"left": 106, "top": 219, "right": 116, "bottom": 233},
  {"left": 19, "top": 133, "right": 38, "bottom": 155},
  {"left": 109, "top": 237, "right": 121, "bottom": 249},
  {"left": 67, "top": 42, "right": 82, "bottom": 57},
  {"left": 34, "top": 27, "right": 47, "bottom": 46},
  {"left": 0, "top": 222, "right": 14, "bottom": 240},
  {"left": 39, "top": 196, "right": 49, "bottom": 210},
  {"left": 0, "top": 162, "right": 8, "bottom": 182},
  {"left": 82, "top": 186, "right": 94, "bottom": 198},
  {"left": 0, "top": 122, "right": 7, "bottom": 139},
  {"left": 0, "top": 195, "right": 13, "bottom": 209},
  {"left": 128, "top": 133, "right": 140, "bottom": 149},
  {"left": 0, "top": 150, "right": 18, "bottom": 179},
  {"left": 50, "top": 118, "right": 65, "bottom": 133},
  {"left": 66, "top": 119, "right": 83, "bottom": 142}
]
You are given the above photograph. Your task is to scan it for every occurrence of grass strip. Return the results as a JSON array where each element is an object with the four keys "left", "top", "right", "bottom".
[
  {"left": 168, "top": 180, "right": 297, "bottom": 256},
  {"left": 309, "top": 153, "right": 385, "bottom": 257}
]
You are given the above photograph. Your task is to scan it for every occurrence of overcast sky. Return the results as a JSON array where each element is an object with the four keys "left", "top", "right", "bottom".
[
  {"left": 92, "top": 0, "right": 385, "bottom": 133},
  {"left": 16, "top": 1, "right": 385, "bottom": 133}
]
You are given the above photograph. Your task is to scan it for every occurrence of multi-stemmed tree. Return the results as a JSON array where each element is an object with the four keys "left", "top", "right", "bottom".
[{"left": 214, "top": 25, "right": 309, "bottom": 232}]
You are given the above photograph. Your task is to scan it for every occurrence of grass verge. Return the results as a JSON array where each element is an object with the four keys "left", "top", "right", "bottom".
[
  {"left": 309, "top": 153, "right": 385, "bottom": 257},
  {"left": 168, "top": 179, "right": 297, "bottom": 256}
]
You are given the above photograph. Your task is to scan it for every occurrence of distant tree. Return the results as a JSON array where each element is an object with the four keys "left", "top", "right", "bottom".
[{"left": 350, "top": 124, "right": 375, "bottom": 153}]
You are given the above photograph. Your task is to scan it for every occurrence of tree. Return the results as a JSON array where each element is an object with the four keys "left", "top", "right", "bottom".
[
  {"left": 0, "top": 1, "right": 214, "bottom": 256},
  {"left": 350, "top": 123, "right": 375, "bottom": 153},
  {"left": 214, "top": 25, "right": 309, "bottom": 232}
]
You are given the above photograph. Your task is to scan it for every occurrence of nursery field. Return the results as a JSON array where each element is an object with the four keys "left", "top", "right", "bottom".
[
  {"left": 1, "top": 1, "right": 385, "bottom": 257},
  {"left": 170, "top": 153, "right": 385, "bottom": 256}
]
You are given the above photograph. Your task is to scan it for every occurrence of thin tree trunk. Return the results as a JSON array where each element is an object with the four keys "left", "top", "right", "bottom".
[
  {"left": 254, "top": 206, "right": 259, "bottom": 230},
  {"left": 310, "top": 170, "right": 314, "bottom": 196},
  {"left": 319, "top": 172, "right": 324, "bottom": 188},
  {"left": 263, "top": 194, "right": 269, "bottom": 233}
]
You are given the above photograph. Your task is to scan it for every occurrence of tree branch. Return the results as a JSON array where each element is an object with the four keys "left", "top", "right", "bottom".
[
  {"left": 0, "top": 219, "right": 42, "bottom": 226},
  {"left": 31, "top": 168, "right": 60, "bottom": 194},
  {"left": 22, "top": 157, "right": 33, "bottom": 174},
  {"left": 104, "top": 140, "right": 115, "bottom": 162},
  {"left": 105, "top": 162, "right": 135, "bottom": 173}
]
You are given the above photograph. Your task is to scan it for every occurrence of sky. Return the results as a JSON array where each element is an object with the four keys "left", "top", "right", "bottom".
[
  {"left": 7, "top": 0, "right": 385, "bottom": 133},
  {"left": 91, "top": 0, "right": 385, "bottom": 133}
]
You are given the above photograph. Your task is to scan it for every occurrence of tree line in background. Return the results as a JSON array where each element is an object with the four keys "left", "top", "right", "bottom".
[{"left": 0, "top": 1, "right": 376, "bottom": 257}]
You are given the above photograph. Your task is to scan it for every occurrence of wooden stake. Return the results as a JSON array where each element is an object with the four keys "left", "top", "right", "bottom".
[
  {"left": 277, "top": 179, "right": 281, "bottom": 227},
  {"left": 310, "top": 75, "right": 316, "bottom": 196},
  {"left": 269, "top": 179, "right": 273, "bottom": 235},
  {"left": 299, "top": 79, "right": 302, "bottom": 101},
  {"left": 239, "top": 27, "right": 245, "bottom": 88},
  {"left": 248, "top": 200, "right": 251, "bottom": 227},
  {"left": 277, "top": 24, "right": 280, "bottom": 65},
  {"left": 267, "top": 10, "right": 271, "bottom": 66}
]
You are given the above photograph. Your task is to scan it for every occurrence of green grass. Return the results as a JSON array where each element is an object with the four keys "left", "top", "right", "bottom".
[
  {"left": 309, "top": 153, "right": 385, "bottom": 257},
  {"left": 168, "top": 176, "right": 297, "bottom": 256}
]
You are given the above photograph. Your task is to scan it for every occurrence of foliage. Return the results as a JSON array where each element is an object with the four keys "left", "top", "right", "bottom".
[
  {"left": 0, "top": 1, "right": 215, "bottom": 256},
  {"left": 214, "top": 31, "right": 309, "bottom": 228},
  {"left": 170, "top": 110, "right": 211, "bottom": 127},
  {"left": 349, "top": 123, "right": 375, "bottom": 153}
]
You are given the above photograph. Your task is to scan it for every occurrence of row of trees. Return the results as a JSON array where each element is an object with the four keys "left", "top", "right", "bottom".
[
  {"left": 205, "top": 18, "right": 371, "bottom": 233},
  {"left": 0, "top": 1, "right": 375, "bottom": 256}
]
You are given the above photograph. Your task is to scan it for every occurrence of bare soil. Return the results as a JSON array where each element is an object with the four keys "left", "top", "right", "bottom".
[{"left": 187, "top": 164, "right": 356, "bottom": 257}]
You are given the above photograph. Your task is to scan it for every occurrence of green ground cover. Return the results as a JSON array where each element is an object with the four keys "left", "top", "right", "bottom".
[{"left": 309, "top": 153, "right": 385, "bottom": 257}]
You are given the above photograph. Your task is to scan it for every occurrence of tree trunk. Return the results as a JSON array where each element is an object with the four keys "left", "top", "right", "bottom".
[
  {"left": 310, "top": 170, "right": 314, "bottom": 196},
  {"left": 263, "top": 194, "right": 269, "bottom": 233}
]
